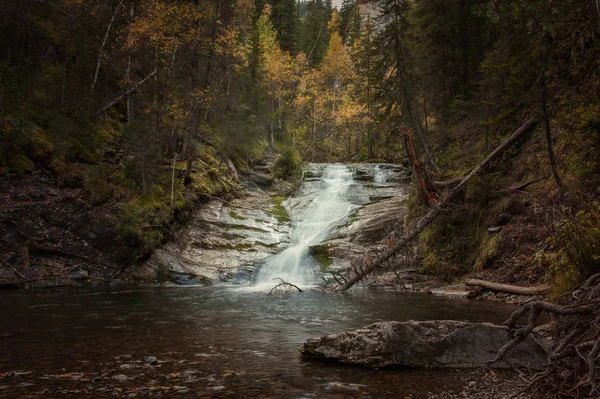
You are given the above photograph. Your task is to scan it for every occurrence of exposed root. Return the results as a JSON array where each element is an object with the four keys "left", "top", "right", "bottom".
[{"left": 492, "top": 273, "right": 600, "bottom": 397}]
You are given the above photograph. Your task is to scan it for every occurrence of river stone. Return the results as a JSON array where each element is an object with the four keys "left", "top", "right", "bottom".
[{"left": 299, "top": 320, "right": 547, "bottom": 368}]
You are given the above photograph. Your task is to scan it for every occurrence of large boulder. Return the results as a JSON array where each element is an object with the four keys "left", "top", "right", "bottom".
[{"left": 299, "top": 320, "right": 547, "bottom": 368}]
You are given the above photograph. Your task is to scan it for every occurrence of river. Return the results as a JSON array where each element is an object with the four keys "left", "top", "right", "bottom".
[{"left": 0, "top": 287, "right": 518, "bottom": 398}]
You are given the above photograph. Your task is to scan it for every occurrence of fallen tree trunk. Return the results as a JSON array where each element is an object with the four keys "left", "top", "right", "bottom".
[
  {"left": 92, "top": 69, "right": 157, "bottom": 118},
  {"left": 339, "top": 117, "right": 537, "bottom": 291},
  {"left": 465, "top": 278, "right": 550, "bottom": 295}
]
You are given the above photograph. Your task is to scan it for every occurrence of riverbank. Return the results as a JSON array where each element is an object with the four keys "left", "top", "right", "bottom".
[{"left": 0, "top": 151, "right": 268, "bottom": 289}]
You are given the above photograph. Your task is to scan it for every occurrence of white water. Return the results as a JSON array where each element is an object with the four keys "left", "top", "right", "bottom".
[
  {"left": 253, "top": 164, "right": 355, "bottom": 288},
  {"left": 373, "top": 165, "right": 387, "bottom": 183}
]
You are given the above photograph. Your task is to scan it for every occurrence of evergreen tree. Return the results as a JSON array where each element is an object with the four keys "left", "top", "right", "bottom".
[
  {"left": 268, "top": 0, "right": 299, "bottom": 54},
  {"left": 339, "top": 0, "right": 356, "bottom": 42},
  {"left": 299, "top": 0, "right": 332, "bottom": 66}
]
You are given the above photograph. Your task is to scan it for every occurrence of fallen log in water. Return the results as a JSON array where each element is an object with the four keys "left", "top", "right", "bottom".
[{"left": 465, "top": 278, "right": 550, "bottom": 296}]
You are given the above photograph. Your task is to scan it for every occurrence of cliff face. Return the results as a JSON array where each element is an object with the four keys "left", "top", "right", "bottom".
[{"left": 358, "top": 0, "right": 388, "bottom": 29}]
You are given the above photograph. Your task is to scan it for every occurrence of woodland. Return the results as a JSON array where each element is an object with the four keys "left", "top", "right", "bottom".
[{"left": 1, "top": 0, "right": 600, "bottom": 397}]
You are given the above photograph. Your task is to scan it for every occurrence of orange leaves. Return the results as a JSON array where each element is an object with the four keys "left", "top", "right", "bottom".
[{"left": 128, "top": 1, "right": 210, "bottom": 54}]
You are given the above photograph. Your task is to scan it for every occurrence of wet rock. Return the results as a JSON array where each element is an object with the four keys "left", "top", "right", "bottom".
[
  {"left": 111, "top": 374, "right": 128, "bottom": 382},
  {"left": 428, "top": 289, "right": 476, "bottom": 299},
  {"left": 69, "top": 269, "right": 89, "bottom": 279},
  {"left": 429, "top": 284, "right": 477, "bottom": 299},
  {"left": 346, "top": 196, "right": 406, "bottom": 244},
  {"left": 143, "top": 356, "right": 158, "bottom": 365},
  {"left": 248, "top": 172, "right": 273, "bottom": 187},
  {"left": 299, "top": 320, "right": 548, "bottom": 369},
  {"left": 323, "top": 381, "right": 365, "bottom": 392}
]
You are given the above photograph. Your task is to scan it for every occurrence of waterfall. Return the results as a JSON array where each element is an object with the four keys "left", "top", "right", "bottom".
[{"left": 253, "top": 164, "right": 354, "bottom": 288}]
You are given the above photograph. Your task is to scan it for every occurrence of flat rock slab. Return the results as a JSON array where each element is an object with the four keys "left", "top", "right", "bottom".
[
  {"left": 429, "top": 288, "right": 477, "bottom": 299},
  {"left": 299, "top": 320, "right": 547, "bottom": 369}
]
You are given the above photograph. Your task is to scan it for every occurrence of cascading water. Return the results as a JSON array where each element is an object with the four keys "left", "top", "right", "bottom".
[
  {"left": 253, "top": 164, "right": 355, "bottom": 288},
  {"left": 373, "top": 165, "right": 387, "bottom": 183}
]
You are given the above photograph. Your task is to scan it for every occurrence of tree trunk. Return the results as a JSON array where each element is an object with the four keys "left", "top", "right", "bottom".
[
  {"left": 402, "top": 126, "right": 439, "bottom": 206},
  {"left": 126, "top": 3, "right": 135, "bottom": 124},
  {"left": 89, "top": 0, "right": 125, "bottom": 98},
  {"left": 465, "top": 279, "right": 550, "bottom": 295},
  {"left": 541, "top": 73, "right": 564, "bottom": 193}
]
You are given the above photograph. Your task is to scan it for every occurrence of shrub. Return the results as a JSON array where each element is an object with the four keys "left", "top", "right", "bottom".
[{"left": 273, "top": 146, "right": 301, "bottom": 178}]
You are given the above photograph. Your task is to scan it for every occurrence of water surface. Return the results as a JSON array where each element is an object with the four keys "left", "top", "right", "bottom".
[{"left": 0, "top": 287, "right": 517, "bottom": 398}]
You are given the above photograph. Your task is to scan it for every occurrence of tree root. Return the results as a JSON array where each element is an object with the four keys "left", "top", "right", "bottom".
[{"left": 491, "top": 273, "right": 600, "bottom": 397}]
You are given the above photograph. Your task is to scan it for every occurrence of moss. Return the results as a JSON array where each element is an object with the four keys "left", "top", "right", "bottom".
[
  {"left": 309, "top": 245, "right": 333, "bottom": 272},
  {"left": 222, "top": 232, "right": 245, "bottom": 240},
  {"left": 473, "top": 233, "right": 502, "bottom": 272},
  {"left": 254, "top": 241, "right": 279, "bottom": 248},
  {"left": 267, "top": 196, "right": 291, "bottom": 223},
  {"left": 229, "top": 210, "right": 246, "bottom": 220},
  {"left": 85, "top": 177, "right": 115, "bottom": 204}
]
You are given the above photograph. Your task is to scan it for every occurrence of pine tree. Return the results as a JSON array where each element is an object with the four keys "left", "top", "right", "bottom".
[
  {"left": 299, "top": 0, "right": 332, "bottom": 66},
  {"left": 268, "top": 0, "right": 299, "bottom": 55}
]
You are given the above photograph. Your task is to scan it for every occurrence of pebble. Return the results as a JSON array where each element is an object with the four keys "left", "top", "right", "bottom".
[
  {"left": 143, "top": 356, "right": 158, "bottom": 365},
  {"left": 111, "top": 374, "right": 128, "bottom": 382}
]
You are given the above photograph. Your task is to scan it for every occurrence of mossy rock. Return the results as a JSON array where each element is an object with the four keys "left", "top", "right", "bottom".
[
  {"left": 309, "top": 245, "right": 333, "bottom": 271},
  {"left": 9, "top": 154, "right": 35, "bottom": 175},
  {"left": 229, "top": 210, "right": 246, "bottom": 220},
  {"left": 267, "top": 196, "right": 290, "bottom": 223}
]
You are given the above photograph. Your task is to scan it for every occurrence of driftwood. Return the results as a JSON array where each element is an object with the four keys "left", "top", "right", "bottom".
[
  {"left": 339, "top": 117, "right": 537, "bottom": 291},
  {"left": 268, "top": 278, "right": 304, "bottom": 295},
  {"left": 465, "top": 278, "right": 550, "bottom": 296}
]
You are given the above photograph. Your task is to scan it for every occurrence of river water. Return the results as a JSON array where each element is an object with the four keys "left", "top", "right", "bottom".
[
  {"left": 0, "top": 164, "right": 519, "bottom": 398},
  {"left": 0, "top": 287, "right": 518, "bottom": 398}
]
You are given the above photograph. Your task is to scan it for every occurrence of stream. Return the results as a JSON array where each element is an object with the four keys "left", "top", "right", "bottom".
[
  {"left": 0, "top": 287, "right": 518, "bottom": 398},
  {"left": 0, "top": 164, "right": 520, "bottom": 398}
]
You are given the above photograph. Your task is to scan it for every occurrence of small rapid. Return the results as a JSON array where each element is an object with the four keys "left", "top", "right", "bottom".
[{"left": 253, "top": 164, "right": 355, "bottom": 288}]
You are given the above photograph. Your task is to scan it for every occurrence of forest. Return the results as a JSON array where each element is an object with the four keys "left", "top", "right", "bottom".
[
  {"left": 2, "top": 0, "right": 599, "bottom": 285},
  {"left": 1, "top": 0, "right": 600, "bottom": 396}
]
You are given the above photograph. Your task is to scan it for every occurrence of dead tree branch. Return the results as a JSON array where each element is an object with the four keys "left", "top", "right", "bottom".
[
  {"left": 339, "top": 118, "right": 537, "bottom": 291},
  {"left": 268, "top": 278, "right": 304, "bottom": 295},
  {"left": 92, "top": 69, "right": 157, "bottom": 118}
]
